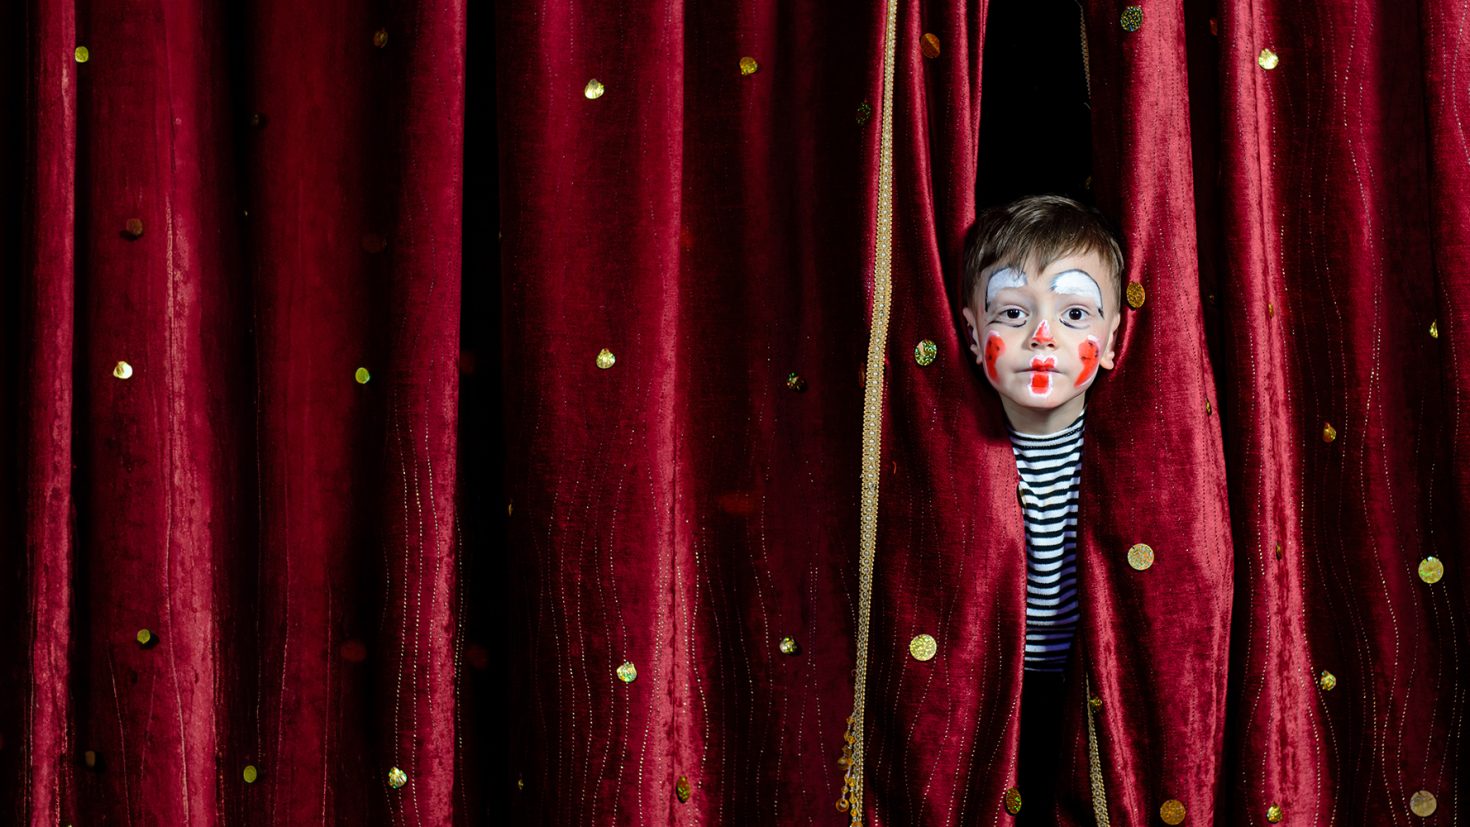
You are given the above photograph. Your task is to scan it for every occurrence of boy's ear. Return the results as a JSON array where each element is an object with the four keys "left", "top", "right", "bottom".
[
  {"left": 959, "top": 306, "right": 982, "bottom": 361},
  {"left": 1099, "top": 310, "right": 1123, "bottom": 370}
]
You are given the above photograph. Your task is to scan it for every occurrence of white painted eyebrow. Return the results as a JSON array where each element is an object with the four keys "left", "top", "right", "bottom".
[
  {"left": 985, "top": 266, "right": 1028, "bottom": 308},
  {"left": 1049, "top": 269, "right": 1104, "bottom": 311}
]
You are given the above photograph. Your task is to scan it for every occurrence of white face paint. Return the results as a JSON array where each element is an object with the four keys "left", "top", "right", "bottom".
[
  {"left": 985, "top": 266, "right": 1028, "bottom": 309},
  {"left": 1049, "top": 269, "right": 1104, "bottom": 313}
]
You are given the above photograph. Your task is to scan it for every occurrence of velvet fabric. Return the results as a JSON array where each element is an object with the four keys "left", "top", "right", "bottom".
[{"left": 6, "top": 0, "right": 1468, "bottom": 825}]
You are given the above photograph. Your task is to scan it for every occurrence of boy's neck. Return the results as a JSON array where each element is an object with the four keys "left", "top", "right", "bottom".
[{"left": 1001, "top": 394, "right": 1087, "bottom": 436}]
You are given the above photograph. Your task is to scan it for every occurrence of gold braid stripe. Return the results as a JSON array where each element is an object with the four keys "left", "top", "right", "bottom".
[
  {"left": 847, "top": 0, "right": 900, "bottom": 823},
  {"left": 1085, "top": 674, "right": 1111, "bottom": 825}
]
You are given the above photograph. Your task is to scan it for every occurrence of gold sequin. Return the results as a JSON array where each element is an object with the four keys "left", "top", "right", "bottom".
[
  {"left": 1317, "top": 669, "right": 1337, "bottom": 691},
  {"left": 1126, "top": 281, "right": 1146, "bottom": 309},
  {"left": 250, "top": 112, "right": 267, "bottom": 129},
  {"left": 1088, "top": 695, "right": 1102, "bottom": 710},
  {"left": 1275, "top": 542, "right": 1284, "bottom": 560},
  {"left": 739, "top": 56, "right": 759, "bottom": 76},
  {"left": 124, "top": 218, "right": 144, "bottom": 239},
  {"left": 675, "top": 775, "right": 693, "bottom": 803},
  {"left": 779, "top": 636, "right": 799, "bottom": 655},
  {"left": 1410, "top": 790, "right": 1437, "bottom": 817},
  {"left": 74, "top": 46, "right": 90, "bottom": 63},
  {"left": 920, "top": 33, "right": 941, "bottom": 59},
  {"left": 584, "top": 79, "right": 606, "bottom": 100},
  {"left": 786, "top": 372, "right": 807, "bottom": 392},
  {"left": 372, "top": 28, "right": 388, "bottom": 48},
  {"left": 1205, "top": 400, "right": 1213, "bottom": 416},
  {"left": 136, "top": 628, "right": 155, "bottom": 647},
  {"left": 113, "top": 361, "right": 134, "bottom": 380},
  {"left": 387, "top": 767, "right": 408, "bottom": 789},
  {"left": 517, "top": 775, "right": 525, "bottom": 791},
  {"left": 856, "top": 101, "right": 872, "bottom": 126},
  {"left": 355, "top": 367, "right": 371, "bottom": 384},
  {"left": 1120, "top": 6, "right": 1144, "bottom": 31},
  {"left": 1418, "top": 556, "right": 1444, "bottom": 584},
  {"left": 1003, "top": 786, "right": 1023, "bottom": 815},
  {"left": 1429, "top": 320, "right": 1439, "bottom": 339},
  {"left": 507, "top": 501, "right": 514, "bottom": 517},
  {"left": 243, "top": 764, "right": 259, "bottom": 783},
  {"left": 83, "top": 750, "right": 97, "bottom": 769},
  {"left": 1127, "top": 543, "right": 1154, "bottom": 571},
  {"left": 596, "top": 348, "right": 616, "bottom": 370},
  {"left": 908, "top": 633, "right": 937, "bottom": 662},
  {"left": 1267, "top": 301, "right": 1276, "bottom": 318},
  {"left": 1160, "top": 799, "right": 1186, "bottom": 825},
  {"left": 1258, "top": 48, "right": 1279, "bottom": 70},
  {"left": 914, "top": 339, "right": 938, "bottom": 366},
  {"left": 1321, "top": 422, "right": 1337, "bottom": 443},
  {"left": 1266, "top": 803, "right": 1283, "bottom": 823},
  {"left": 616, "top": 660, "right": 638, "bottom": 683}
]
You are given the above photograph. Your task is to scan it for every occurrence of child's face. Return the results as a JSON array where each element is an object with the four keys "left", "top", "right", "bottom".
[{"left": 960, "top": 250, "right": 1121, "bottom": 426}]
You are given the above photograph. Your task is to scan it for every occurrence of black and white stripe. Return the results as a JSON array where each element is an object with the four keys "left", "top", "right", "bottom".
[{"left": 1010, "top": 413, "right": 1084, "bottom": 673}]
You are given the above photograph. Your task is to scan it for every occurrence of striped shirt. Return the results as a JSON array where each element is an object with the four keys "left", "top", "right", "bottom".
[{"left": 1010, "top": 412, "right": 1084, "bottom": 673}]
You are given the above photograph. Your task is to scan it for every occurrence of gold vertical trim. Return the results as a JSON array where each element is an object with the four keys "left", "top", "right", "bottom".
[
  {"left": 846, "top": 0, "right": 901, "bottom": 823},
  {"left": 1085, "top": 674, "right": 1111, "bottom": 825}
]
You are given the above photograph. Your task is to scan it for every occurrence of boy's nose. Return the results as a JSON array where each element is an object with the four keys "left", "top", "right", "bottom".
[{"left": 1030, "top": 319, "right": 1055, "bottom": 347}]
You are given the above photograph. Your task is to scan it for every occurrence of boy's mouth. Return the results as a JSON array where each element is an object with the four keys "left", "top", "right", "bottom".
[{"left": 1028, "top": 356, "right": 1057, "bottom": 372}]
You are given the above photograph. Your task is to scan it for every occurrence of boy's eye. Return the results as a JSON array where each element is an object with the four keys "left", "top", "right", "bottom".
[
  {"left": 1063, "top": 307, "right": 1090, "bottom": 324},
  {"left": 1001, "top": 308, "right": 1025, "bottom": 322}
]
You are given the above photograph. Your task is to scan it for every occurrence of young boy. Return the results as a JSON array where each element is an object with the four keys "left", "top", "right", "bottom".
[{"left": 958, "top": 195, "right": 1124, "bottom": 822}]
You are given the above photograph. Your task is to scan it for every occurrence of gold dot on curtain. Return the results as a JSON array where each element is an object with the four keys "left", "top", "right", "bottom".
[
  {"left": 362, "top": 233, "right": 388, "bottom": 254},
  {"left": 584, "top": 78, "right": 606, "bottom": 99},
  {"left": 123, "top": 218, "right": 144, "bottom": 239},
  {"left": 372, "top": 28, "right": 389, "bottom": 48},
  {"left": 136, "top": 628, "right": 155, "bottom": 647},
  {"left": 1321, "top": 422, "right": 1337, "bottom": 443},
  {"left": 1266, "top": 301, "right": 1276, "bottom": 318},
  {"left": 83, "top": 750, "right": 98, "bottom": 769},
  {"left": 113, "top": 361, "right": 134, "bottom": 380},
  {"left": 1274, "top": 542, "right": 1283, "bottom": 560},
  {"left": 506, "top": 500, "right": 514, "bottom": 517},
  {"left": 856, "top": 101, "right": 873, "bottom": 125},
  {"left": 1003, "top": 786, "right": 1023, "bottom": 815},
  {"left": 1418, "top": 556, "right": 1444, "bottom": 584},
  {"left": 387, "top": 767, "right": 408, "bottom": 789},
  {"left": 1160, "top": 799, "right": 1186, "bottom": 825},
  {"left": 920, "top": 33, "right": 941, "bottom": 59},
  {"left": 786, "top": 372, "right": 807, "bottom": 392},
  {"left": 1429, "top": 320, "right": 1439, "bottom": 339},
  {"left": 516, "top": 776, "right": 525, "bottom": 791},
  {"left": 616, "top": 660, "right": 638, "bottom": 683},
  {"left": 74, "top": 46, "right": 90, "bottom": 63},
  {"left": 675, "top": 775, "right": 693, "bottom": 803},
  {"left": 1206, "top": 400, "right": 1213, "bottom": 416},
  {"left": 1318, "top": 669, "right": 1337, "bottom": 691},
  {"left": 355, "top": 367, "right": 371, "bottom": 384},
  {"left": 250, "top": 112, "right": 267, "bottom": 129},
  {"left": 1410, "top": 790, "right": 1437, "bottom": 817},
  {"left": 1127, "top": 543, "right": 1155, "bottom": 571},
  {"left": 1088, "top": 695, "right": 1102, "bottom": 710},
  {"left": 596, "top": 348, "right": 616, "bottom": 369},
  {"left": 1258, "top": 48, "right": 1280, "bottom": 70},
  {"left": 1120, "top": 6, "right": 1144, "bottom": 32},
  {"left": 914, "top": 339, "right": 938, "bottom": 366},
  {"left": 778, "top": 636, "right": 799, "bottom": 655},
  {"left": 1126, "top": 281, "right": 1146, "bottom": 309},
  {"left": 738, "top": 56, "right": 759, "bottom": 76},
  {"left": 908, "top": 633, "right": 937, "bottom": 661},
  {"left": 243, "top": 764, "right": 259, "bottom": 783},
  {"left": 1266, "top": 803, "right": 1283, "bottom": 823}
]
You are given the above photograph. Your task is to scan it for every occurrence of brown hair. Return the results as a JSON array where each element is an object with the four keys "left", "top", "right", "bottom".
[{"left": 961, "top": 195, "right": 1125, "bottom": 312}]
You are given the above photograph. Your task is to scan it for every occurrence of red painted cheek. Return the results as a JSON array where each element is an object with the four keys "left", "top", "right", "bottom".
[
  {"left": 1075, "top": 338, "right": 1100, "bottom": 387},
  {"left": 984, "top": 334, "right": 1004, "bottom": 382}
]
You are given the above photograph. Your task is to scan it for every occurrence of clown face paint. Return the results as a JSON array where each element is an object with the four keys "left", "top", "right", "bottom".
[
  {"left": 985, "top": 331, "right": 1005, "bottom": 382},
  {"left": 968, "top": 250, "right": 1120, "bottom": 435},
  {"left": 985, "top": 267, "right": 1028, "bottom": 309},
  {"left": 1075, "top": 335, "right": 1100, "bottom": 387},
  {"left": 1050, "top": 269, "right": 1105, "bottom": 313}
]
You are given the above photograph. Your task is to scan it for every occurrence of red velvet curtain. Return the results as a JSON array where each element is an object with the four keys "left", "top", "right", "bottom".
[{"left": 7, "top": 0, "right": 1468, "bottom": 825}]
